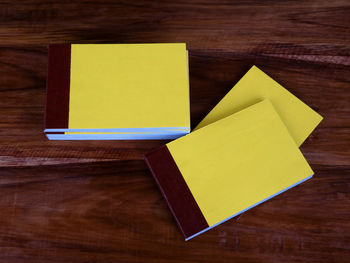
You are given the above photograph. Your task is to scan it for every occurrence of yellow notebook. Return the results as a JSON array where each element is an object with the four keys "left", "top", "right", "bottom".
[
  {"left": 45, "top": 43, "right": 190, "bottom": 140},
  {"left": 195, "top": 66, "right": 323, "bottom": 146},
  {"left": 145, "top": 100, "right": 313, "bottom": 240}
]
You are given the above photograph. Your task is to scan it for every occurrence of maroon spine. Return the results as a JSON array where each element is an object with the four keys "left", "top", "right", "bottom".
[
  {"left": 144, "top": 145, "right": 209, "bottom": 240},
  {"left": 44, "top": 44, "right": 71, "bottom": 130}
]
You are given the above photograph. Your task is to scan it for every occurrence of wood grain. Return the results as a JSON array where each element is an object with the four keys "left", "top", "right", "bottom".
[{"left": 0, "top": 0, "right": 349, "bottom": 262}]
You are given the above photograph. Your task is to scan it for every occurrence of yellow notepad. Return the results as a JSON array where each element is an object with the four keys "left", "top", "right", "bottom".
[
  {"left": 45, "top": 43, "right": 190, "bottom": 140},
  {"left": 195, "top": 66, "right": 323, "bottom": 146},
  {"left": 145, "top": 100, "right": 313, "bottom": 240}
]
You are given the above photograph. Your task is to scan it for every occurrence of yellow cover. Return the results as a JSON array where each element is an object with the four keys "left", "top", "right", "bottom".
[
  {"left": 194, "top": 66, "right": 323, "bottom": 146},
  {"left": 68, "top": 44, "right": 190, "bottom": 129},
  {"left": 167, "top": 100, "right": 313, "bottom": 227}
]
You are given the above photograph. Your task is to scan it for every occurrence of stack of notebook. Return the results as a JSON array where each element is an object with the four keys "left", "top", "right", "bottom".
[
  {"left": 145, "top": 66, "right": 323, "bottom": 240},
  {"left": 45, "top": 43, "right": 190, "bottom": 140}
]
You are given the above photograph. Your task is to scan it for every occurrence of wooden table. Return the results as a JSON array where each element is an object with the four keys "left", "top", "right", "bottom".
[{"left": 0, "top": 1, "right": 349, "bottom": 262}]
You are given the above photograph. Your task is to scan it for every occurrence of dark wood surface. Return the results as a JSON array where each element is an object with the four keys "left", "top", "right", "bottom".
[{"left": 0, "top": 1, "right": 349, "bottom": 262}]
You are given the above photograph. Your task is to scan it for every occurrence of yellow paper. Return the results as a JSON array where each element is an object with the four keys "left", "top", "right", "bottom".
[
  {"left": 194, "top": 66, "right": 323, "bottom": 146},
  {"left": 168, "top": 100, "right": 313, "bottom": 226},
  {"left": 69, "top": 44, "right": 190, "bottom": 129}
]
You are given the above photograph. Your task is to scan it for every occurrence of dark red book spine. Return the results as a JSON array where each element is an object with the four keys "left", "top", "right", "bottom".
[
  {"left": 44, "top": 44, "right": 71, "bottom": 130},
  {"left": 144, "top": 145, "right": 209, "bottom": 240}
]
